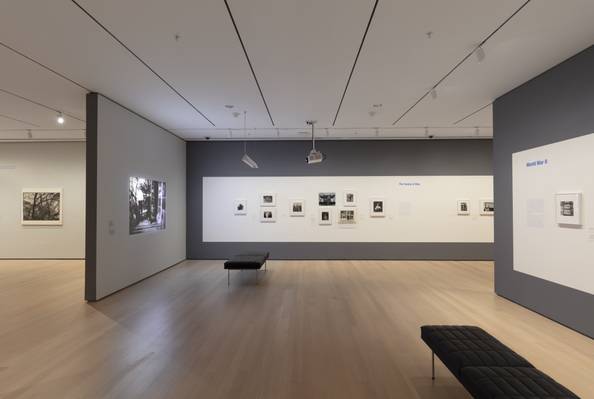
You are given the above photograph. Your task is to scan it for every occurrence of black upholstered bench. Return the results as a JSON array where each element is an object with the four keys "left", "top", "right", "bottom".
[
  {"left": 224, "top": 252, "right": 269, "bottom": 286},
  {"left": 421, "top": 325, "right": 578, "bottom": 398}
]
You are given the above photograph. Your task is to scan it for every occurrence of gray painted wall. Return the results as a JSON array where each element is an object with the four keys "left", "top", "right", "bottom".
[
  {"left": 493, "top": 45, "right": 594, "bottom": 338},
  {"left": 187, "top": 139, "right": 493, "bottom": 260}
]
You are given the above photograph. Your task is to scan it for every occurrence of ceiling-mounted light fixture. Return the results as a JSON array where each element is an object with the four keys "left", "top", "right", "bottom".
[
  {"left": 241, "top": 111, "right": 258, "bottom": 168},
  {"left": 56, "top": 112, "right": 65, "bottom": 124},
  {"left": 305, "top": 120, "right": 325, "bottom": 164},
  {"left": 475, "top": 46, "right": 486, "bottom": 63},
  {"left": 430, "top": 88, "right": 437, "bottom": 100}
]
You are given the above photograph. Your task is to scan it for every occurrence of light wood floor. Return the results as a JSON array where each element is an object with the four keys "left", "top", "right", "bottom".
[{"left": 0, "top": 260, "right": 593, "bottom": 399}]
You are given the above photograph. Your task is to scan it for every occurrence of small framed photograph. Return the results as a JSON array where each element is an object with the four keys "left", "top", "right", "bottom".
[
  {"left": 289, "top": 199, "right": 305, "bottom": 217},
  {"left": 318, "top": 209, "right": 333, "bottom": 225},
  {"left": 22, "top": 188, "right": 63, "bottom": 225},
  {"left": 260, "top": 193, "right": 276, "bottom": 207},
  {"left": 318, "top": 192, "right": 336, "bottom": 206},
  {"left": 260, "top": 208, "right": 277, "bottom": 223},
  {"left": 338, "top": 209, "right": 356, "bottom": 224},
  {"left": 234, "top": 199, "right": 247, "bottom": 215},
  {"left": 479, "top": 199, "right": 494, "bottom": 216},
  {"left": 556, "top": 193, "right": 582, "bottom": 226},
  {"left": 369, "top": 198, "right": 385, "bottom": 217},
  {"left": 343, "top": 191, "right": 357, "bottom": 207},
  {"left": 457, "top": 199, "right": 470, "bottom": 215}
]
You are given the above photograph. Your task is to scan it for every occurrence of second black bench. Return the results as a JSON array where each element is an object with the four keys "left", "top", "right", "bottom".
[{"left": 224, "top": 252, "right": 269, "bottom": 287}]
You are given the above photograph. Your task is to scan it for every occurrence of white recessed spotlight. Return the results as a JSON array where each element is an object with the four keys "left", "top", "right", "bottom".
[{"left": 56, "top": 112, "right": 65, "bottom": 125}]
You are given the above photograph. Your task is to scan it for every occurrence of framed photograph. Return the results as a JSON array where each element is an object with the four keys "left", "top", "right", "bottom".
[
  {"left": 343, "top": 191, "right": 357, "bottom": 207},
  {"left": 234, "top": 199, "right": 247, "bottom": 215},
  {"left": 457, "top": 199, "right": 470, "bottom": 215},
  {"left": 260, "top": 193, "right": 276, "bottom": 207},
  {"left": 289, "top": 199, "right": 305, "bottom": 217},
  {"left": 370, "top": 198, "right": 385, "bottom": 217},
  {"left": 556, "top": 193, "right": 582, "bottom": 226},
  {"left": 129, "top": 177, "right": 167, "bottom": 234},
  {"left": 479, "top": 199, "right": 494, "bottom": 216},
  {"left": 318, "top": 192, "right": 336, "bottom": 206},
  {"left": 260, "top": 208, "right": 277, "bottom": 223},
  {"left": 338, "top": 209, "right": 356, "bottom": 224},
  {"left": 21, "top": 189, "right": 63, "bottom": 225},
  {"left": 318, "top": 209, "right": 333, "bottom": 225}
]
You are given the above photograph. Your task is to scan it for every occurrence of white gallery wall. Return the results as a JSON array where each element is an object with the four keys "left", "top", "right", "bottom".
[
  {"left": 0, "top": 142, "right": 85, "bottom": 258},
  {"left": 204, "top": 176, "right": 493, "bottom": 243},
  {"left": 513, "top": 132, "right": 594, "bottom": 295},
  {"left": 94, "top": 95, "right": 186, "bottom": 299}
]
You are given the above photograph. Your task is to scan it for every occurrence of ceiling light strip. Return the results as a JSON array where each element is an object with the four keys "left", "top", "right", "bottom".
[
  {"left": 453, "top": 102, "right": 491, "bottom": 125},
  {"left": 0, "top": 41, "right": 90, "bottom": 91},
  {"left": 223, "top": 0, "right": 275, "bottom": 127},
  {"left": 70, "top": 0, "right": 216, "bottom": 127},
  {"left": 0, "top": 87, "right": 85, "bottom": 122},
  {"left": 0, "top": 113, "right": 40, "bottom": 127},
  {"left": 332, "top": 0, "right": 379, "bottom": 126},
  {"left": 391, "top": 0, "right": 532, "bottom": 125}
]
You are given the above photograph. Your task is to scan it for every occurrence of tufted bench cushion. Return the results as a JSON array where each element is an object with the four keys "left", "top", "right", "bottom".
[{"left": 459, "top": 366, "right": 579, "bottom": 399}]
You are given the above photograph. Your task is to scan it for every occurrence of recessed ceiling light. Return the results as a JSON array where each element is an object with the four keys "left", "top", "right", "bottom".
[{"left": 56, "top": 112, "right": 65, "bottom": 124}]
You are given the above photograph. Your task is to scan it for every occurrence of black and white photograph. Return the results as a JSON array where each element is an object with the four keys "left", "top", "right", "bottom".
[
  {"left": 21, "top": 189, "right": 63, "bottom": 225},
  {"left": 555, "top": 193, "right": 582, "bottom": 226},
  {"left": 289, "top": 199, "right": 305, "bottom": 217},
  {"left": 338, "top": 209, "right": 356, "bottom": 224},
  {"left": 260, "top": 208, "right": 277, "bottom": 223},
  {"left": 370, "top": 198, "right": 385, "bottom": 217},
  {"left": 343, "top": 191, "right": 357, "bottom": 207},
  {"left": 129, "top": 177, "right": 166, "bottom": 235},
  {"left": 318, "top": 209, "right": 332, "bottom": 225},
  {"left": 318, "top": 192, "right": 336, "bottom": 206},
  {"left": 260, "top": 193, "right": 276, "bottom": 207},
  {"left": 457, "top": 199, "right": 470, "bottom": 215},
  {"left": 234, "top": 199, "right": 247, "bottom": 215},
  {"left": 479, "top": 199, "right": 494, "bottom": 216}
]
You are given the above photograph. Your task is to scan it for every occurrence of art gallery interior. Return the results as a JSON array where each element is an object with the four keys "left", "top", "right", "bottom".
[{"left": 1, "top": 1, "right": 593, "bottom": 398}]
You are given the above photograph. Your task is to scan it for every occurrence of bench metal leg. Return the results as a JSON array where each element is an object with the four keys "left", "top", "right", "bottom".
[
  {"left": 227, "top": 269, "right": 230, "bottom": 287},
  {"left": 432, "top": 351, "right": 435, "bottom": 380}
]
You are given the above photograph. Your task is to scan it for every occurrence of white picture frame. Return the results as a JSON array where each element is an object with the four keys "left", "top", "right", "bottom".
[
  {"left": 289, "top": 199, "right": 305, "bottom": 217},
  {"left": 21, "top": 188, "right": 63, "bottom": 226},
  {"left": 234, "top": 199, "right": 247, "bottom": 215},
  {"left": 343, "top": 191, "right": 357, "bottom": 207},
  {"left": 260, "top": 208, "right": 277, "bottom": 223},
  {"left": 479, "top": 199, "right": 494, "bottom": 216},
  {"left": 260, "top": 193, "right": 276, "bottom": 207},
  {"left": 369, "top": 198, "right": 385, "bottom": 217},
  {"left": 338, "top": 208, "right": 356, "bottom": 225},
  {"left": 457, "top": 199, "right": 470, "bottom": 215},
  {"left": 318, "top": 209, "right": 333, "bottom": 225},
  {"left": 556, "top": 192, "right": 582, "bottom": 226}
]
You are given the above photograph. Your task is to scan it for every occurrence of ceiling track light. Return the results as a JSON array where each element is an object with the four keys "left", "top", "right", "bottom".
[
  {"left": 241, "top": 110, "right": 258, "bottom": 169},
  {"left": 56, "top": 112, "right": 65, "bottom": 125},
  {"left": 475, "top": 46, "right": 486, "bottom": 63},
  {"left": 306, "top": 120, "right": 325, "bottom": 164}
]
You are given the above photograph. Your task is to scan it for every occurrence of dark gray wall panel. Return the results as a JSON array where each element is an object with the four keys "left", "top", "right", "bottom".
[
  {"left": 187, "top": 139, "right": 493, "bottom": 260},
  {"left": 493, "top": 45, "right": 594, "bottom": 338}
]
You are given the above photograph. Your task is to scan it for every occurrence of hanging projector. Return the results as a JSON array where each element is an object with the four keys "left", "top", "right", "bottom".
[{"left": 305, "top": 120, "right": 325, "bottom": 164}]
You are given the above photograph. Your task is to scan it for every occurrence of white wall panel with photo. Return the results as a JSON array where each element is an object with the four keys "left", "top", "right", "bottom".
[
  {"left": 203, "top": 176, "right": 493, "bottom": 243},
  {"left": 513, "top": 132, "right": 594, "bottom": 296}
]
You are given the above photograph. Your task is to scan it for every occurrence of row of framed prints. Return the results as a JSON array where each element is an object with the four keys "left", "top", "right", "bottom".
[
  {"left": 257, "top": 208, "right": 357, "bottom": 225},
  {"left": 258, "top": 191, "right": 358, "bottom": 208},
  {"left": 457, "top": 199, "right": 494, "bottom": 216}
]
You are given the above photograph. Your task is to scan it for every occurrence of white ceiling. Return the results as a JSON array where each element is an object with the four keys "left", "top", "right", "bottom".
[{"left": 0, "top": 0, "right": 592, "bottom": 141}]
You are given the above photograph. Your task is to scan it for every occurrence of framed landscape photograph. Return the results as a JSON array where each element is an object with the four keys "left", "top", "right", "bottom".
[
  {"left": 338, "top": 209, "right": 356, "bottom": 225},
  {"left": 289, "top": 199, "right": 305, "bottom": 217},
  {"left": 369, "top": 198, "right": 385, "bottom": 217},
  {"left": 343, "top": 191, "right": 357, "bottom": 207},
  {"left": 21, "top": 189, "right": 63, "bottom": 225},
  {"left": 260, "top": 193, "right": 276, "bottom": 207},
  {"left": 479, "top": 199, "right": 494, "bottom": 216},
  {"left": 556, "top": 193, "right": 582, "bottom": 226},
  {"left": 234, "top": 199, "right": 247, "bottom": 215},
  {"left": 318, "top": 209, "right": 333, "bottom": 225},
  {"left": 318, "top": 192, "right": 336, "bottom": 206},
  {"left": 260, "top": 208, "right": 277, "bottom": 223},
  {"left": 457, "top": 199, "right": 470, "bottom": 215},
  {"left": 129, "top": 177, "right": 167, "bottom": 235}
]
